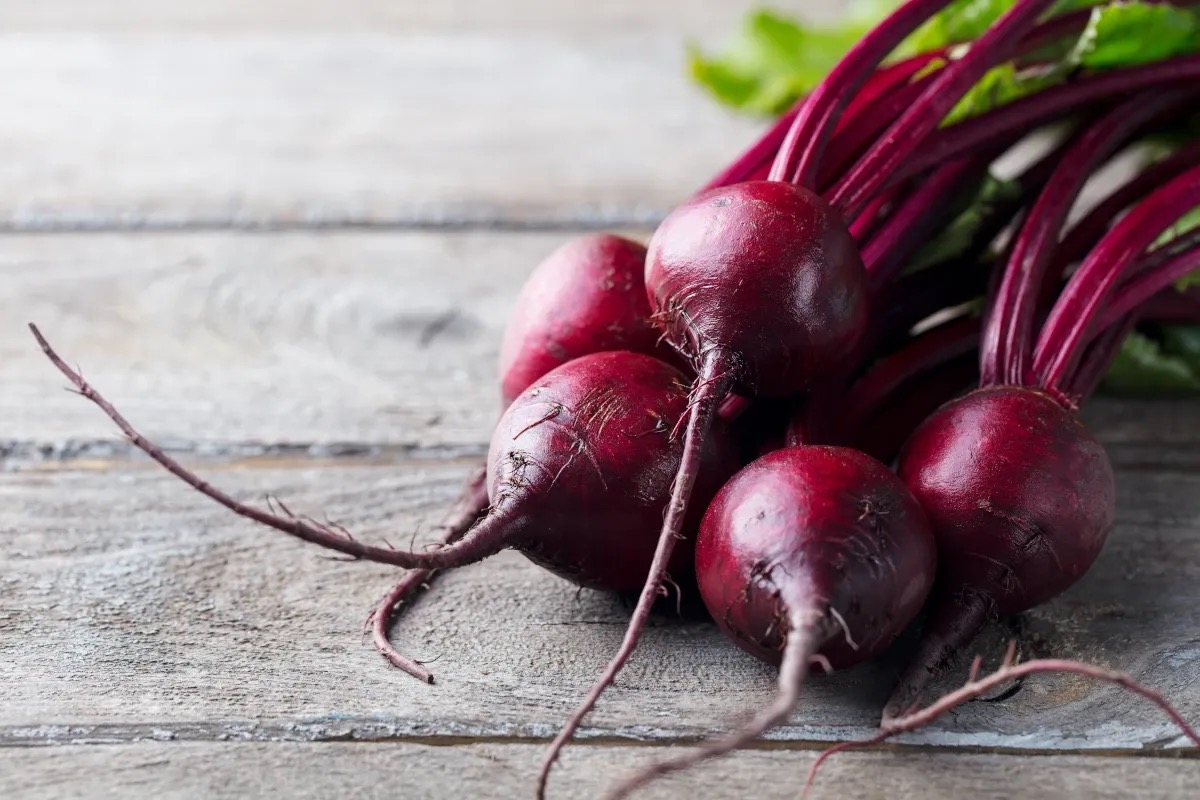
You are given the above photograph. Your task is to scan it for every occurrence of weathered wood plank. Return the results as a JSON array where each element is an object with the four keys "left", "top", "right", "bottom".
[
  {"left": 3, "top": 231, "right": 1196, "bottom": 467},
  {"left": 0, "top": 0, "right": 846, "bottom": 33},
  {"left": 2, "top": 742, "right": 1197, "bottom": 800},
  {"left": 0, "top": 231, "right": 555, "bottom": 451},
  {"left": 2, "top": 458, "right": 1198, "bottom": 750},
  {"left": 0, "top": 27, "right": 761, "bottom": 230}
]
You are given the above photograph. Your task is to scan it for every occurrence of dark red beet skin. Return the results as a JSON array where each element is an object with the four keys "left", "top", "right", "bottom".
[
  {"left": 498, "top": 234, "right": 669, "bottom": 406},
  {"left": 645, "top": 181, "right": 869, "bottom": 396},
  {"left": 697, "top": 446, "right": 937, "bottom": 670},
  {"left": 490, "top": 351, "right": 739, "bottom": 591},
  {"left": 899, "top": 386, "right": 1115, "bottom": 616},
  {"left": 887, "top": 385, "right": 1115, "bottom": 718}
]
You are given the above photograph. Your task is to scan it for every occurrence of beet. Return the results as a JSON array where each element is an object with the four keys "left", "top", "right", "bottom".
[
  {"left": 498, "top": 233, "right": 670, "bottom": 406},
  {"left": 886, "top": 385, "right": 1115, "bottom": 718},
  {"left": 699, "top": 446, "right": 936, "bottom": 668},
  {"left": 604, "top": 445, "right": 936, "bottom": 797},
  {"left": 372, "top": 232, "right": 676, "bottom": 678},
  {"left": 648, "top": 180, "right": 869, "bottom": 397}
]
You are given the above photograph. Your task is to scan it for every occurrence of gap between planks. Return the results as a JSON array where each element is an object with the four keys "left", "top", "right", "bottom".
[{"left": 4, "top": 723, "right": 1199, "bottom": 760}]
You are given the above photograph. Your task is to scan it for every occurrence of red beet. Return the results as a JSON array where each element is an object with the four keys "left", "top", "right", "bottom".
[
  {"left": 498, "top": 234, "right": 669, "bottom": 406},
  {"left": 700, "top": 446, "right": 936, "bottom": 669},
  {"left": 605, "top": 445, "right": 936, "bottom": 796},
  {"left": 369, "top": 233, "right": 678, "bottom": 679},
  {"left": 484, "top": 351, "right": 737, "bottom": 591},
  {"left": 648, "top": 181, "right": 868, "bottom": 397},
  {"left": 886, "top": 385, "right": 1115, "bottom": 718}
]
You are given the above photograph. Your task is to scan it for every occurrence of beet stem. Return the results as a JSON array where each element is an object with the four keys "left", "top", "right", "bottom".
[
  {"left": 700, "top": 102, "right": 803, "bottom": 192},
  {"left": 861, "top": 156, "right": 991, "bottom": 291},
  {"left": 807, "top": 642, "right": 1200, "bottom": 793},
  {"left": 982, "top": 92, "right": 1191, "bottom": 388},
  {"left": 831, "top": 0, "right": 1055, "bottom": 218},
  {"left": 1099, "top": 238, "right": 1200, "bottom": 330},
  {"left": 604, "top": 609, "right": 827, "bottom": 800},
  {"left": 535, "top": 354, "right": 732, "bottom": 800},
  {"left": 898, "top": 55, "right": 1200, "bottom": 186},
  {"left": 769, "top": 0, "right": 955, "bottom": 186},
  {"left": 845, "top": 316, "right": 981, "bottom": 437},
  {"left": 1033, "top": 164, "right": 1200, "bottom": 390},
  {"left": 816, "top": 72, "right": 938, "bottom": 193},
  {"left": 1066, "top": 313, "right": 1140, "bottom": 401},
  {"left": 30, "top": 324, "right": 510, "bottom": 571},
  {"left": 368, "top": 464, "right": 488, "bottom": 683},
  {"left": 1054, "top": 142, "right": 1200, "bottom": 273}
]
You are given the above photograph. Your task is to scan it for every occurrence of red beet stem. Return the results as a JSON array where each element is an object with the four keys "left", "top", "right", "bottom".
[
  {"left": 1055, "top": 142, "right": 1200, "bottom": 271},
  {"left": 536, "top": 354, "right": 733, "bottom": 800},
  {"left": 1100, "top": 239, "right": 1200, "bottom": 329},
  {"left": 1067, "top": 313, "right": 1141, "bottom": 401},
  {"left": 701, "top": 102, "right": 803, "bottom": 192},
  {"left": 30, "top": 323, "right": 514, "bottom": 571},
  {"left": 1033, "top": 164, "right": 1200, "bottom": 390},
  {"left": 849, "top": 188, "right": 899, "bottom": 243},
  {"left": 704, "top": 52, "right": 942, "bottom": 194},
  {"left": 898, "top": 55, "right": 1200, "bottom": 184},
  {"left": 982, "top": 92, "right": 1189, "bottom": 388},
  {"left": 1141, "top": 286, "right": 1200, "bottom": 322},
  {"left": 815, "top": 72, "right": 937, "bottom": 192},
  {"left": 603, "top": 608, "right": 829, "bottom": 799},
  {"left": 769, "top": 0, "right": 956, "bottom": 186},
  {"left": 831, "top": 0, "right": 1056, "bottom": 218},
  {"left": 862, "top": 155, "right": 992, "bottom": 291},
  {"left": 845, "top": 316, "right": 982, "bottom": 437}
]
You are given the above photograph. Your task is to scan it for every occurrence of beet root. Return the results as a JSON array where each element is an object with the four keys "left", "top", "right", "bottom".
[
  {"left": 699, "top": 446, "right": 937, "bottom": 669},
  {"left": 366, "top": 464, "right": 488, "bottom": 682},
  {"left": 604, "top": 445, "right": 936, "bottom": 798},
  {"left": 887, "top": 385, "right": 1115, "bottom": 720},
  {"left": 498, "top": 233, "right": 673, "bottom": 406},
  {"left": 809, "top": 642, "right": 1200, "bottom": 791}
]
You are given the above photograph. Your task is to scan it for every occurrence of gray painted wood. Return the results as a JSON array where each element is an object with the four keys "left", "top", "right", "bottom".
[
  {"left": 3, "top": 231, "right": 1197, "bottom": 465},
  {"left": 2, "top": 742, "right": 1197, "bottom": 800},
  {"left": 0, "top": 0, "right": 850, "bottom": 33},
  {"left": 2, "top": 455, "right": 1198, "bottom": 750},
  {"left": 0, "top": 27, "right": 765, "bottom": 230}
]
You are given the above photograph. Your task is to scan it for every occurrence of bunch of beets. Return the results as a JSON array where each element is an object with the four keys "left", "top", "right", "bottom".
[{"left": 34, "top": 0, "right": 1200, "bottom": 796}]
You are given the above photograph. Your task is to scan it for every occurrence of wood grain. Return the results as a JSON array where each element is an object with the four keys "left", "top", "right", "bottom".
[
  {"left": 4, "top": 231, "right": 1198, "bottom": 467},
  {"left": 0, "top": 29, "right": 762, "bottom": 230},
  {"left": 3, "top": 741, "right": 1198, "bottom": 800},
  {"left": 0, "top": 0, "right": 844, "bottom": 33},
  {"left": 2, "top": 456, "right": 1198, "bottom": 750}
]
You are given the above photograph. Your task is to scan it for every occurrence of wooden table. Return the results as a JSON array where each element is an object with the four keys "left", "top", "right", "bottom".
[{"left": 2, "top": 2, "right": 1198, "bottom": 797}]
